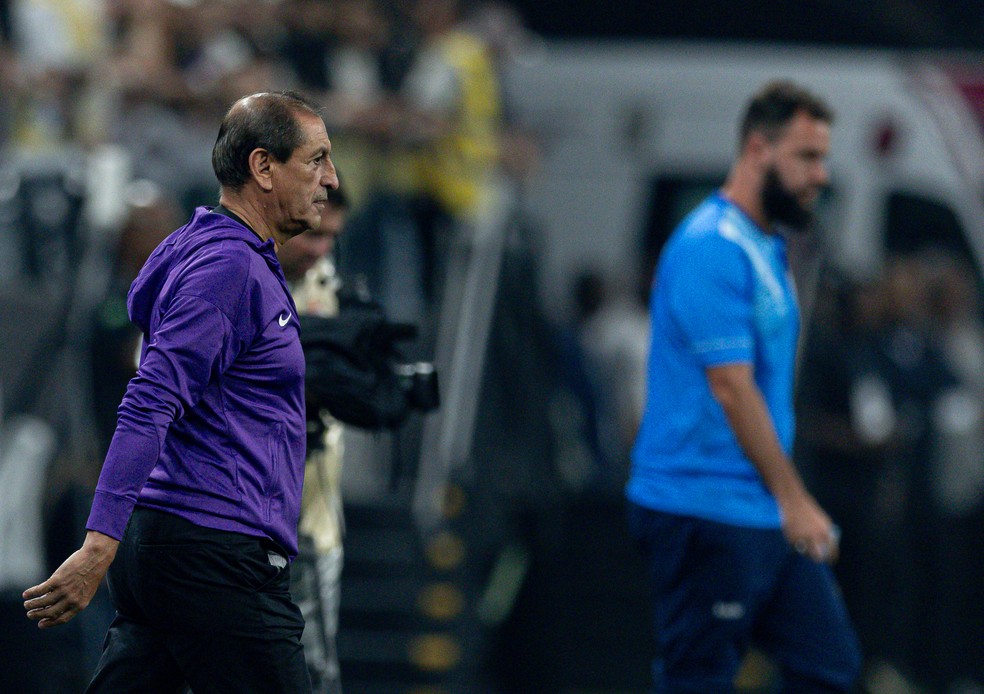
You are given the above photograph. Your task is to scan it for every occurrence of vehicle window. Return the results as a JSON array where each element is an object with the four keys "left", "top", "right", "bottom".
[
  {"left": 884, "top": 191, "right": 972, "bottom": 265},
  {"left": 639, "top": 176, "right": 721, "bottom": 281}
]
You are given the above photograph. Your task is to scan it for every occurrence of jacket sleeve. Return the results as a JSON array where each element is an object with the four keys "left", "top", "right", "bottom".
[{"left": 86, "top": 272, "right": 249, "bottom": 540}]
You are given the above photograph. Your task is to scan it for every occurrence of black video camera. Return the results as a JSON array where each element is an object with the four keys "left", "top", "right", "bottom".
[
  {"left": 392, "top": 361, "right": 440, "bottom": 413},
  {"left": 298, "top": 279, "right": 439, "bottom": 431}
]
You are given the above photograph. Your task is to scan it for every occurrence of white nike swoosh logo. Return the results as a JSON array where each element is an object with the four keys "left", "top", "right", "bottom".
[{"left": 279, "top": 312, "right": 291, "bottom": 327}]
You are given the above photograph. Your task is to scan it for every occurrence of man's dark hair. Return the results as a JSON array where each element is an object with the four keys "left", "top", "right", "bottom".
[
  {"left": 212, "top": 91, "right": 322, "bottom": 190},
  {"left": 739, "top": 81, "right": 834, "bottom": 146}
]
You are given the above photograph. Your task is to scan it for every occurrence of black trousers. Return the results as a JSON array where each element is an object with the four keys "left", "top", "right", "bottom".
[{"left": 86, "top": 508, "right": 312, "bottom": 694}]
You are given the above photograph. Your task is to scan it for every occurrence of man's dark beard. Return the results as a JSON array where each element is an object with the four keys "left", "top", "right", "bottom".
[{"left": 761, "top": 167, "right": 814, "bottom": 232}]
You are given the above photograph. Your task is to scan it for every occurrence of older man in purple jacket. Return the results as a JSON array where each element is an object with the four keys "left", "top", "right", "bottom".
[{"left": 24, "top": 91, "right": 338, "bottom": 693}]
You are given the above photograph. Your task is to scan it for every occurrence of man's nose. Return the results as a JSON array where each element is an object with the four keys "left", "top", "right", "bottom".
[{"left": 322, "top": 166, "right": 338, "bottom": 190}]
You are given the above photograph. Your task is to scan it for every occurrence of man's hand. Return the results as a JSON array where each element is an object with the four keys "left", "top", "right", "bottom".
[
  {"left": 23, "top": 530, "right": 119, "bottom": 629},
  {"left": 706, "top": 363, "right": 840, "bottom": 564},
  {"left": 779, "top": 491, "right": 840, "bottom": 564}
]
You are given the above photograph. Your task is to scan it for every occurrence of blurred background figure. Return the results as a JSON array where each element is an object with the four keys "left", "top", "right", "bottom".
[
  {"left": 797, "top": 271, "right": 897, "bottom": 679},
  {"left": 340, "top": 0, "right": 503, "bottom": 324},
  {"left": 0, "top": 4, "right": 20, "bottom": 152},
  {"left": 278, "top": 183, "right": 350, "bottom": 694},
  {"left": 576, "top": 271, "right": 649, "bottom": 492},
  {"left": 89, "top": 181, "right": 182, "bottom": 457},
  {"left": 873, "top": 255, "right": 958, "bottom": 689},
  {"left": 279, "top": 0, "right": 414, "bottom": 213},
  {"left": 920, "top": 251, "right": 984, "bottom": 691},
  {"left": 6, "top": 0, "right": 112, "bottom": 153},
  {"left": 800, "top": 252, "right": 984, "bottom": 693}
]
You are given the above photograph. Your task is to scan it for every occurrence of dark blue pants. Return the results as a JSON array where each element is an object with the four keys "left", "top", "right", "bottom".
[
  {"left": 86, "top": 508, "right": 311, "bottom": 694},
  {"left": 627, "top": 503, "right": 861, "bottom": 693}
]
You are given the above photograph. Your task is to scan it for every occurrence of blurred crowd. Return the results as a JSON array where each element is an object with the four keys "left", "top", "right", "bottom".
[
  {"left": 0, "top": 0, "right": 536, "bottom": 200},
  {"left": 797, "top": 252, "right": 984, "bottom": 692},
  {"left": 0, "top": 0, "right": 541, "bottom": 281}
]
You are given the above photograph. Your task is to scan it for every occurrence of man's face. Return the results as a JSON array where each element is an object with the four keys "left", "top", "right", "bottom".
[
  {"left": 270, "top": 111, "right": 338, "bottom": 241},
  {"left": 761, "top": 110, "right": 830, "bottom": 231},
  {"left": 278, "top": 203, "right": 346, "bottom": 282}
]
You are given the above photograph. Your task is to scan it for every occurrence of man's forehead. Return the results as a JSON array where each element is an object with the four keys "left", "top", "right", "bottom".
[
  {"left": 777, "top": 113, "right": 829, "bottom": 147},
  {"left": 784, "top": 111, "right": 829, "bottom": 136},
  {"left": 298, "top": 112, "right": 330, "bottom": 142}
]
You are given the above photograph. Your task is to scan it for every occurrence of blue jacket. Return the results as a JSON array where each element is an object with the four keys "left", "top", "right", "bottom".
[{"left": 86, "top": 207, "right": 307, "bottom": 557}]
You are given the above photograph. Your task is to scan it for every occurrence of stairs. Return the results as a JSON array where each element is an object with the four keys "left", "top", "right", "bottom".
[{"left": 337, "top": 494, "right": 490, "bottom": 694}]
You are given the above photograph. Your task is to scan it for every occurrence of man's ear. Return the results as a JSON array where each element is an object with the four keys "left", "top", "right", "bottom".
[
  {"left": 739, "top": 131, "right": 776, "bottom": 178},
  {"left": 248, "top": 148, "right": 274, "bottom": 192},
  {"left": 744, "top": 131, "right": 772, "bottom": 164}
]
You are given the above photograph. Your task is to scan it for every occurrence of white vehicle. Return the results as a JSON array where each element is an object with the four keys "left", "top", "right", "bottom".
[{"left": 504, "top": 42, "right": 984, "bottom": 314}]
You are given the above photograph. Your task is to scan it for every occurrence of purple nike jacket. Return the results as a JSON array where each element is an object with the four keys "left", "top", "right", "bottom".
[{"left": 85, "top": 207, "right": 307, "bottom": 557}]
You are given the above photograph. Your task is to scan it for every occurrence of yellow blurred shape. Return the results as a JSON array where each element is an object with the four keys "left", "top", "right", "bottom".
[
  {"left": 426, "top": 531, "right": 466, "bottom": 571},
  {"left": 408, "top": 633, "right": 462, "bottom": 672},
  {"left": 418, "top": 582, "right": 465, "bottom": 621}
]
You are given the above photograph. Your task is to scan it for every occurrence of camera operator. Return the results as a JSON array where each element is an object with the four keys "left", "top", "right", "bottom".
[
  {"left": 277, "top": 182, "right": 350, "bottom": 694},
  {"left": 278, "top": 180, "right": 438, "bottom": 693}
]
